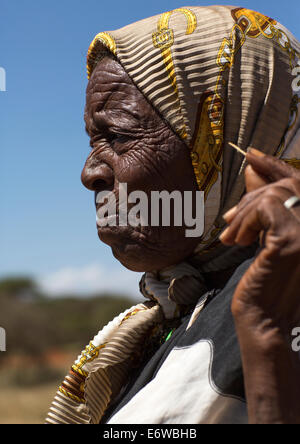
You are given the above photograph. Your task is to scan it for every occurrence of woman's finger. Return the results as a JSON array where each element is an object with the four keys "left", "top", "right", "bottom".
[
  {"left": 223, "top": 184, "right": 269, "bottom": 224},
  {"left": 220, "top": 187, "right": 293, "bottom": 245},
  {"left": 244, "top": 164, "right": 269, "bottom": 193},
  {"left": 246, "top": 151, "right": 300, "bottom": 183},
  {"left": 223, "top": 177, "right": 300, "bottom": 224}
]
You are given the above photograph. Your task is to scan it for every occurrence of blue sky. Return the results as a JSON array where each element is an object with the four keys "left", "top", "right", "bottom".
[{"left": 1, "top": 0, "right": 300, "bottom": 298}]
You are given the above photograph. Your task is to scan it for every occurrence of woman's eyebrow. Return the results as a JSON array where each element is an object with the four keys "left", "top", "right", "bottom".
[
  {"left": 93, "top": 108, "right": 140, "bottom": 131},
  {"left": 110, "top": 110, "right": 139, "bottom": 128}
]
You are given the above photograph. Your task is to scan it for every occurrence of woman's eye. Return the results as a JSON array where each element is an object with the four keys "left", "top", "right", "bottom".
[
  {"left": 109, "top": 133, "right": 129, "bottom": 144},
  {"left": 89, "top": 132, "right": 131, "bottom": 151}
]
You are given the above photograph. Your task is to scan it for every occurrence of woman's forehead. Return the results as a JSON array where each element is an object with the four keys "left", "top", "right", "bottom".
[
  {"left": 85, "top": 57, "right": 157, "bottom": 131},
  {"left": 87, "top": 57, "right": 127, "bottom": 95},
  {"left": 86, "top": 59, "right": 132, "bottom": 110}
]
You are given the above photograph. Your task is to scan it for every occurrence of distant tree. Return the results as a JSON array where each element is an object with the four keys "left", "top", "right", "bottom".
[
  {"left": 0, "top": 277, "right": 37, "bottom": 300},
  {"left": 0, "top": 276, "right": 135, "bottom": 360}
]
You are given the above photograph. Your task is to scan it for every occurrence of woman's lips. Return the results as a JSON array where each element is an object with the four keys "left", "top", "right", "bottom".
[
  {"left": 96, "top": 224, "right": 139, "bottom": 251},
  {"left": 96, "top": 213, "right": 118, "bottom": 226}
]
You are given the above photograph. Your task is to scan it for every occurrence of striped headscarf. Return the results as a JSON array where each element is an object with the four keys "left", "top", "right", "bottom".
[
  {"left": 46, "top": 6, "right": 300, "bottom": 424},
  {"left": 87, "top": 5, "right": 300, "bottom": 254}
]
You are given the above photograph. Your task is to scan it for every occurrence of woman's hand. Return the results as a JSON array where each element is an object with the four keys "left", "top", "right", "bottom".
[
  {"left": 221, "top": 151, "right": 300, "bottom": 333},
  {"left": 220, "top": 150, "right": 300, "bottom": 424}
]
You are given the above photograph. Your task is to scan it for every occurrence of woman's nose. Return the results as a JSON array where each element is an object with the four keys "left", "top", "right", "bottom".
[{"left": 81, "top": 160, "right": 114, "bottom": 191}]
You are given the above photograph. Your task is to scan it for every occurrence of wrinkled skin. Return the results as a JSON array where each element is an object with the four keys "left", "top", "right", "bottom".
[
  {"left": 221, "top": 153, "right": 300, "bottom": 424},
  {"left": 82, "top": 56, "right": 200, "bottom": 272}
]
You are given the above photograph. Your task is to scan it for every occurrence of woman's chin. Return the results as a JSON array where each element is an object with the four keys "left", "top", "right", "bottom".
[
  {"left": 97, "top": 225, "right": 198, "bottom": 272},
  {"left": 111, "top": 243, "right": 156, "bottom": 272},
  {"left": 110, "top": 242, "right": 188, "bottom": 273}
]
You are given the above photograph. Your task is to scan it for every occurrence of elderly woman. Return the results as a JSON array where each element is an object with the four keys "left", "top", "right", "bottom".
[{"left": 47, "top": 6, "right": 300, "bottom": 424}]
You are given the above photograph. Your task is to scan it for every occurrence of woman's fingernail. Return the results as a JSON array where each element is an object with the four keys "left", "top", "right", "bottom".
[
  {"left": 223, "top": 206, "right": 237, "bottom": 221},
  {"left": 248, "top": 147, "right": 265, "bottom": 157},
  {"left": 219, "top": 227, "right": 230, "bottom": 242}
]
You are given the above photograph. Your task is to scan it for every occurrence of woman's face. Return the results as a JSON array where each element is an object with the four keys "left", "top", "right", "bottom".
[{"left": 82, "top": 56, "right": 200, "bottom": 272}]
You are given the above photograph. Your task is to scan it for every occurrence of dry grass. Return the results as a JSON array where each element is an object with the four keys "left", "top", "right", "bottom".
[
  {"left": 0, "top": 382, "right": 60, "bottom": 424},
  {"left": 0, "top": 348, "right": 75, "bottom": 423}
]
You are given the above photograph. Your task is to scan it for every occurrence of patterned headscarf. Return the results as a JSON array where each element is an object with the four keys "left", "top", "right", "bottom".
[
  {"left": 46, "top": 6, "right": 300, "bottom": 424},
  {"left": 87, "top": 5, "right": 300, "bottom": 252}
]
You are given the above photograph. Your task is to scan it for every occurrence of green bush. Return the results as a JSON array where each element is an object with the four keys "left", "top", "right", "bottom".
[{"left": 0, "top": 277, "right": 137, "bottom": 359}]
